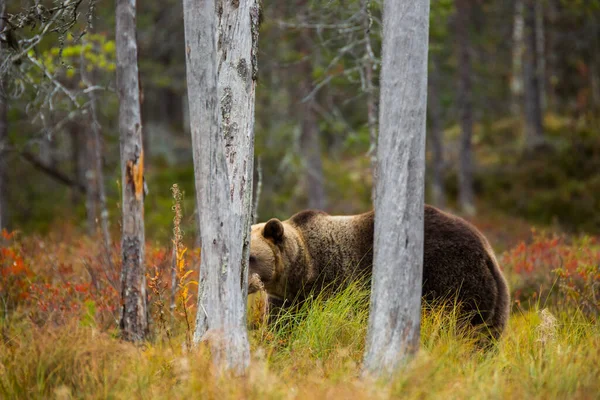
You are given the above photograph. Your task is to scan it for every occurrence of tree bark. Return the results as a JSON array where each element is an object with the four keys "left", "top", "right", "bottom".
[
  {"left": 184, "top": 0, "right": 259, "bottom": 372},
  {"left": 116, "top": 0, "right": 148, "bottom": 342},
  {"left": 428, "top": 56, "right": 446, "bottom": 209},
  {"left": 362, "top": 0, "right": 378, "bottom": 200},
  {"left": 0, "top": 0, "right": 7, "bottom": 231},
  {"left": 511, "top": 0, "right": 525, "bottom": 116},
  {"left": 216, "top": 0, "right": 260, "bottom": 306},
  {"left": 523, "top": 0, "right": 544, "bottom": 150},
  {"left": 456, "top": 0, "right": 476, "bottom": 216},
  {"left": 363, "top": 0, "right": 429, "bottom": 377}
]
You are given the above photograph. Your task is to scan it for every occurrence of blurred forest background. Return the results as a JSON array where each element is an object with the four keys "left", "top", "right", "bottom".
[
  {"left": 0, "top": 0, "right": 599, "bottom": 244},
  {"left": 1, "top": 1, "right": 599, "bottom": 397}
]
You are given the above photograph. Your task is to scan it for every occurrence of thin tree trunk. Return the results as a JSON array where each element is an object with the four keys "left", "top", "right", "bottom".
[
  {"left": 184, "top": 0, "right": 259, "bottom": 372},
  {"left": 116, "top": 0, "right": 148, "bottom": 342},
  {"left": 84, "top": 125, "right": 99, "bottom": 234},
  {"left": 296, "top": 3, "right": 326, "bottom": 210},
  {"left": 535, "top": 0, "right": 546, "bottom": 112},
  {"left": 69, "top": 123, "right": 84, "bottom": 207},
  {"left": 511, "top": 0, "right": 525, "bottom": 116},
  {"left": 456, "top": 0, "right": 476, "bottom": 216},
  {"left": 362, "top": 0, "right": 378, "bottom": 200},
  {"left": 0, "top": 0, "right": 6, "bottom": 231},
  {"left": 363, "top": 0, "right": 429, "bottom": 377},
  {"left": 299, "top": 91, "right": 327, "bottom": 210},
  {"left": 0, "top": 84, "right": 5, "bottom": 232},
  {"left": 298, "top": 74, "right": 326, "bottom": 209},
  {"left": 81, "top": 42, "right": 113, "bottom": 271},
  {"left": 545, "top": 0, "right": 558, "bottom": 112},
  {"left": 428, "top": 57, "right": 446, "bottom": 209},
  {"left": 523, "top": 0, "right": 544, "bottom": 150}
]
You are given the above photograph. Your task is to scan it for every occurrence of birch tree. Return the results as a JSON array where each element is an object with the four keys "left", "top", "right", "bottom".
[
  {"left": 363, "top": 0, "right": 429, "bottom": 377},
  {"left": 184, "top": 0, "right": 260, "bottom": 372},
  {"left": 116, "top": 0, "right": 148, "bottom": 342}
]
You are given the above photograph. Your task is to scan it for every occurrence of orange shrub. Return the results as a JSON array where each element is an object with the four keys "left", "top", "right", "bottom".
[{"left": 502, "top": 229, "right": 600, "bottom": 318}]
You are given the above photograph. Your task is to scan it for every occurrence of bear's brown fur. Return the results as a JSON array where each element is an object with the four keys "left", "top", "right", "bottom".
[{"left": 248, "top": 205, "right": 510, "bottom": 339}]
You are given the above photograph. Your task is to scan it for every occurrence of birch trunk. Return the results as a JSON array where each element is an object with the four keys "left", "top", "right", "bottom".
[
  {"left": 523, "top": 0, "right": 544, "bottom": 150},
  {"left": 116, "top": 0, "right": 148, "bottom": 342},
  {"left": 216, "top": 0, "right": 261, "bottom": 306},
  {"left": 428, "top": 57, "right": 446, "bottom": 209},
  {"left": 363, "top": 0, "right": 429, "bottom": 377},
  {"left": 184, "top": 0, "right": 259, "bottom": 372},
  {"left": 456, "top": 0, "right": 476, "bottom": 216}
]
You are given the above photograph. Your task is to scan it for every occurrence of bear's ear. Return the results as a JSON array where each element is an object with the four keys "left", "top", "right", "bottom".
[{"left": 263, "top": 218, "right": 284, "bottom": 243}]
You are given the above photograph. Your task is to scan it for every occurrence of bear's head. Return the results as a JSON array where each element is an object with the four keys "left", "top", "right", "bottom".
[{"left": 248, "top": 218, "right": 302, "bottom": 299}]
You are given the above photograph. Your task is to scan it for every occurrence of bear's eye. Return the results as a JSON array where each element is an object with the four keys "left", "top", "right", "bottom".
[{"left": 249, "top": 255, "right": 256, "bottom": 264}]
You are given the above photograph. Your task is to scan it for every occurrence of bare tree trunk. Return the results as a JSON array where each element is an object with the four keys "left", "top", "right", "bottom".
[
  {"left": 363, "top": 0, "right": 429, "bottom": 377},
  {"left": 184, "top": 0, "right": 259, "bottom": 372},
  {"left": 216, "top": 0, "right": 260, "bottom": 320},
  {"left": 535, "top": 0, "right": 546, "bottom": 112},
  {"left": 511, "top": 0, "right": 525, "bottom": 116},
  {"left": 298, "top": 51, "right": 326, "bottom": 208},
  {"left": 362, "top": 0, "right": 378, "bottom": 200},
  {"left": 69, "top": 124, "right": 81, "bottom": 206},
  {"left": 0, "top": 84, "right": 5, "bottom": 232},
  {"left": 523, "top": 0, "right": 544, "bottom": 150},
  {"left": 299, "top": 92, "right": 327, "bottom": 210},
  {"left": 81, "top": 42, "right": 113, "bottom": 271},
  {"left": 428, "top": 57, "right": 446, "bottom": 209},
  {"left": 84, "top": 127, "right": 99, "bottom": 234},
  {"left": 456, "top": 0, "right": 476, "bottom": 216},
  {"left": 116, "top": 0, "right": 148, "bottom": 342},
  {"left": 0, "top": 0, "right": 6, "bottom": 232}
]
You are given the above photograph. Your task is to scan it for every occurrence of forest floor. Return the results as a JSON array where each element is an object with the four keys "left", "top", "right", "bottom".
[{"left": 0, "top": 211, "right": 599, "bottom": 399}]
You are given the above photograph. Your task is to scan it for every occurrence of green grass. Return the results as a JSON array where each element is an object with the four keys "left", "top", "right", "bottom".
[{"left": 1, "top": 284, "right": 598, "bottom": 399}]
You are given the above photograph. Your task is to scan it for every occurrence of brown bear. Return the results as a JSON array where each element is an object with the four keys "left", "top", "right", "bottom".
[{"left": 248, "top": 205, "right": 510, "bottom": 339}]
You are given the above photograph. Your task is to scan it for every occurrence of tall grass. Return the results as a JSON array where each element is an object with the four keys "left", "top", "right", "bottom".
[{"left": 2, "top": 284, "right": 598, "bottom": 399}]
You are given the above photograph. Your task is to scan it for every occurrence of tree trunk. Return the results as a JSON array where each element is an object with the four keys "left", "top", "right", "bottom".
[
  {"left": 0, "top": 7, "right": 6, "bottom": 231},
  {"left": 362, "top": 0, "right": 378, "bottom": 200},
  {"left": 535, "top": 0, "right": 546, "bottom": 112},
  {"left": 428, "top": 57, "right": 446, "bottom": 209},
  {"left": 84, "top": 124, "right": 99, "bottom": 235},
  {"left": 456, "top": 0, "right": 476, "bottom": 216},
  {"left": 523, "top": 0, "right": 544, "bottom": 150},
  {"left": 116, "top": 0, "right": 148, "bottom": 342},
  {"left": 184, "top": 0, "right": 259, "bottom": 372},
  {"left": 0, "top": 85, "right": 5, "bottom": 232},
  {"left": 81, "top": 42, "right": 113, "bottom": 271},
  {"left": 0, "top": 0, "right": 7, "bottom": 231},
  {"left": 511, "top": 0, "right": 525, "bottom": 116},
  {"left": 299, "top": 93, "right": 327, "bottom": 210},
  {"left": 297, "top": 32, "right": 327, "bottom": 210},
  {"left": 363, "top": 0, "right": 429, "bottom": 377}
]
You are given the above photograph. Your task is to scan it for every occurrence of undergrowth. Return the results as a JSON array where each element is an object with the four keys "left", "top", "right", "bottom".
[{"left": 0, "top": 220, "right": 599, "bottom": 399}]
